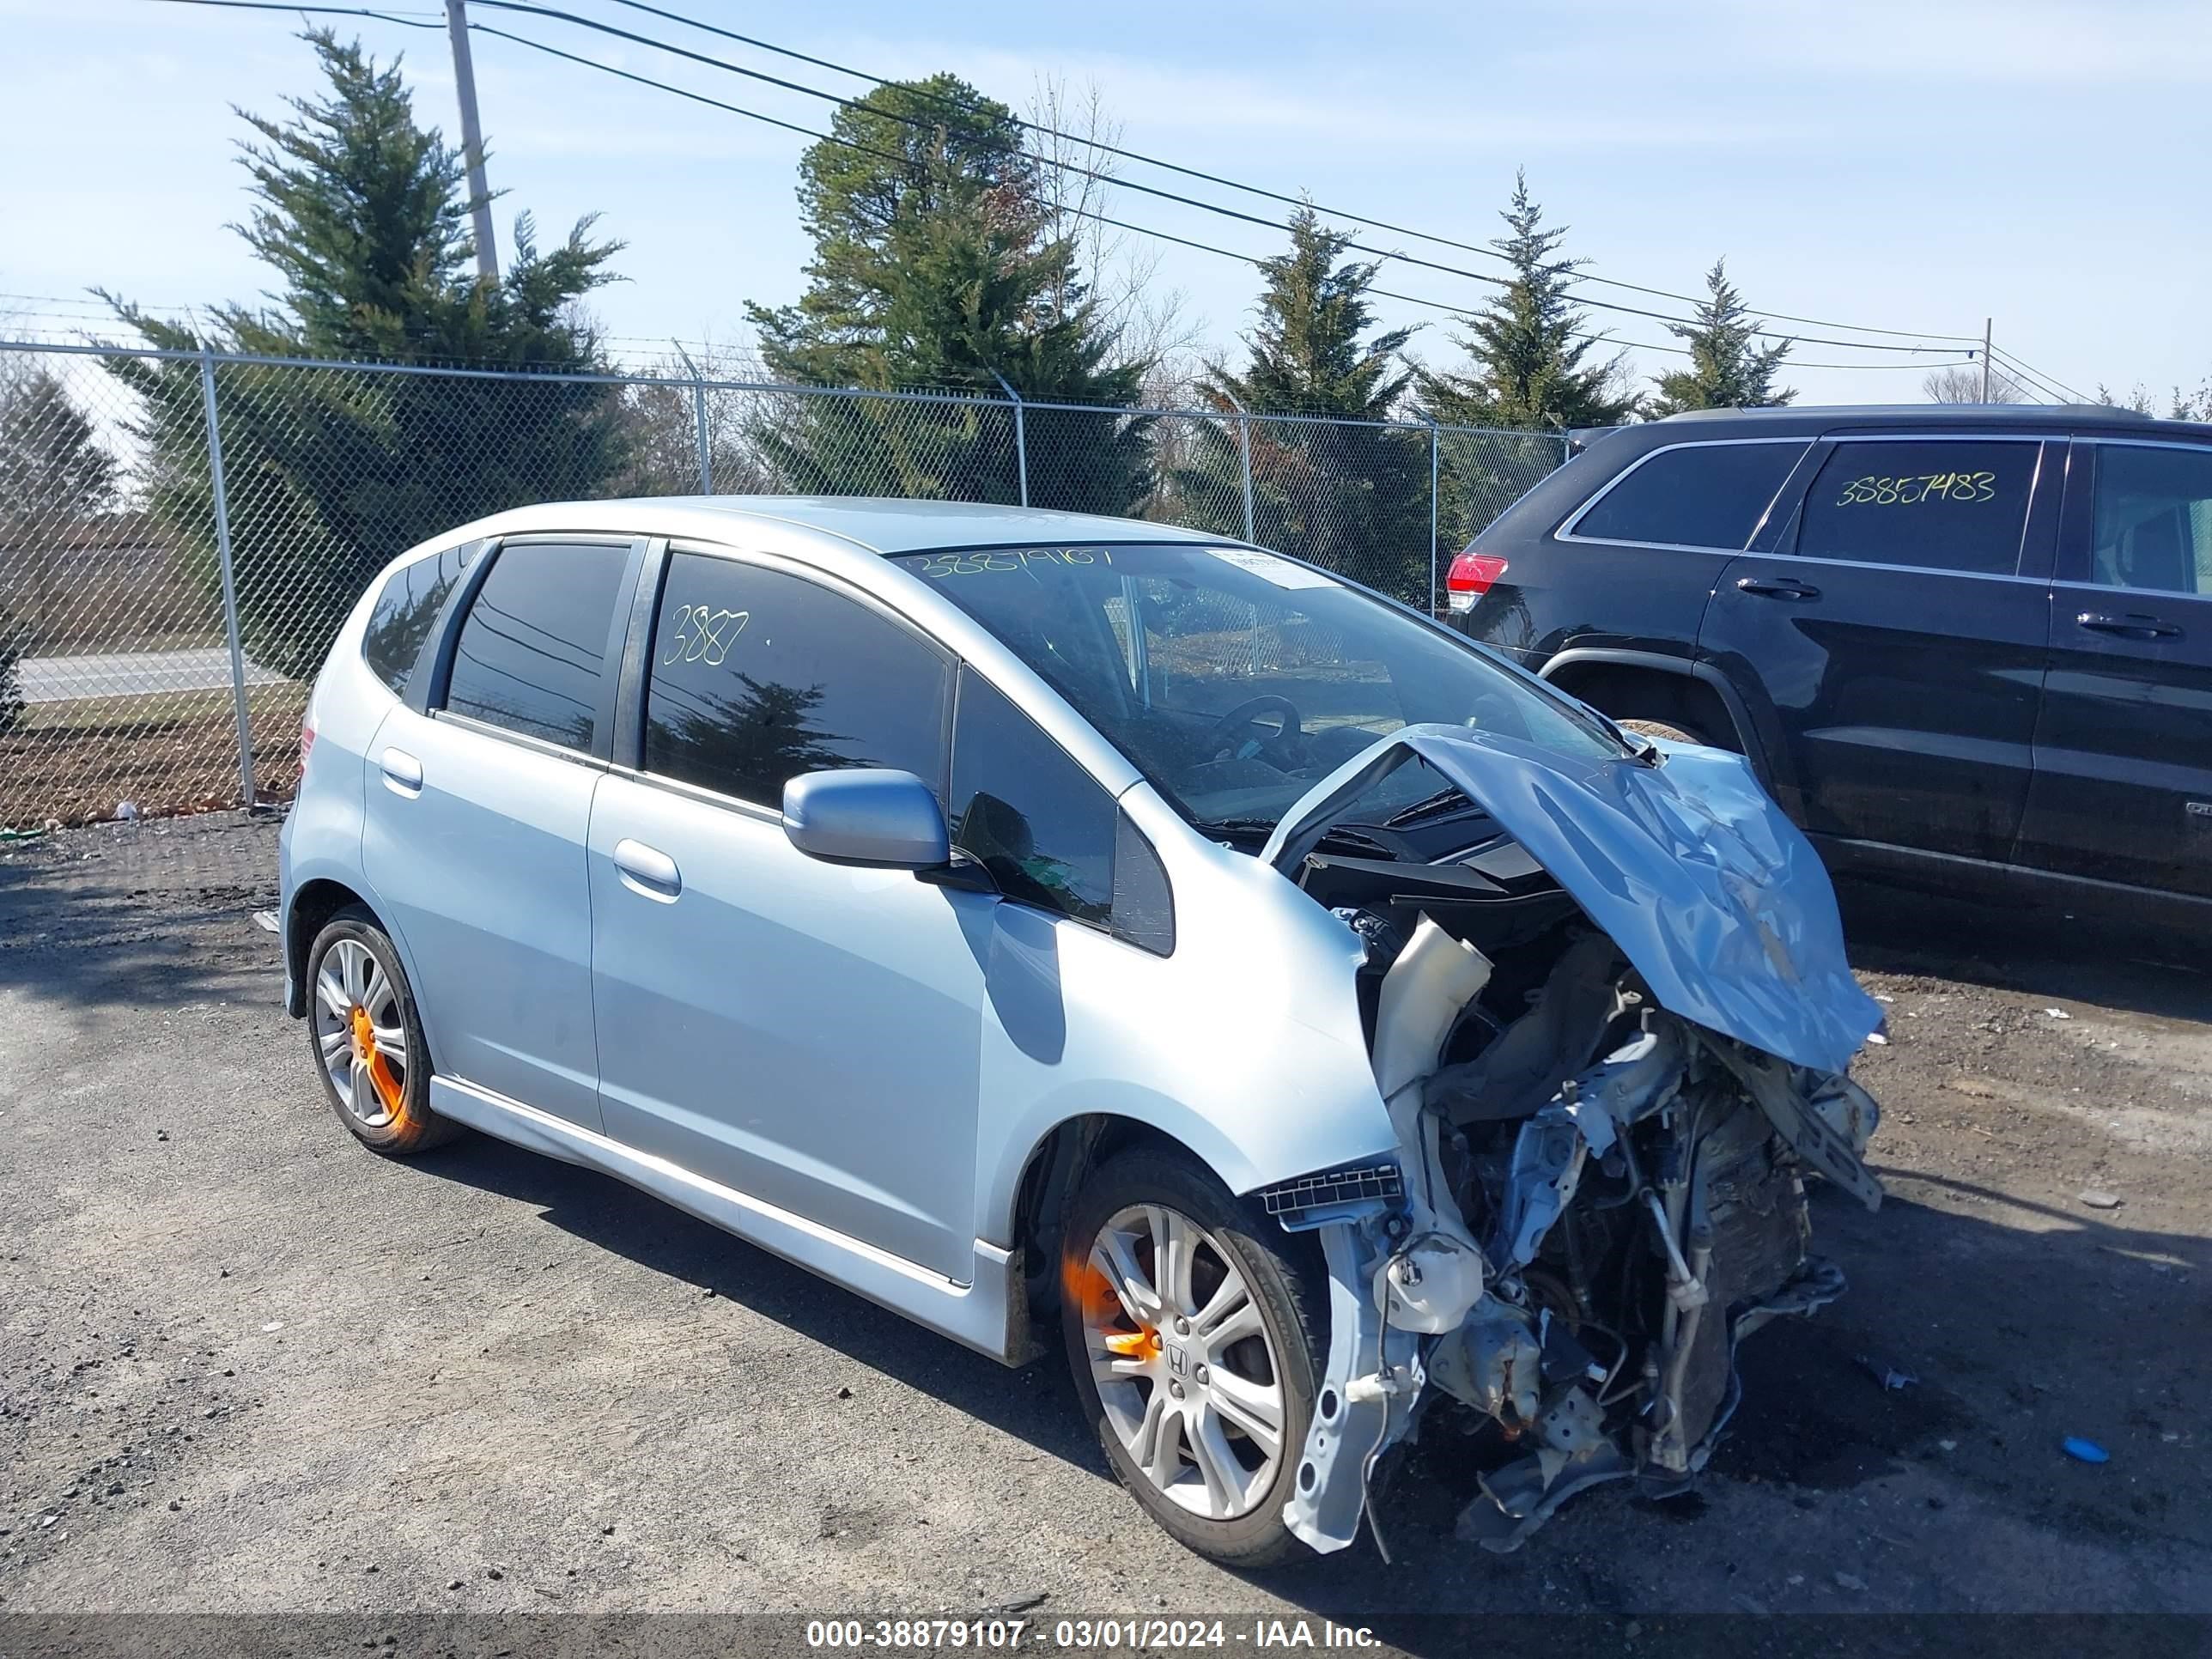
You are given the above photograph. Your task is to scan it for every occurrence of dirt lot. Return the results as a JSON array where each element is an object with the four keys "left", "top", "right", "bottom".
[{"left": 1, "top": 813, "right": 2208, "bottom": 1646}]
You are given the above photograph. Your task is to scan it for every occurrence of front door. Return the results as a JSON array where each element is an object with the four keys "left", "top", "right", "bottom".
[
  {"left": 586, "top": 548, "right": 990, "bottom": 1282},
  {"left": 1699, "top": 434, "right": 2057, "bottom": 862},
  {"left": 360, "top": 536, "right": 642, "bottom": 1129},
  {"left": 2018, "top": 438, "right": 2212, "bottom": 900}
]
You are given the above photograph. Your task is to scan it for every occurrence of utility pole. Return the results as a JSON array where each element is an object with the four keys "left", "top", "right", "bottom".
[
  {"left": 1980, "top": 318, "right": 1992, "bottom": 403},
  {"left": 446, "top": 0, "right": 499, "bottom": 283}
]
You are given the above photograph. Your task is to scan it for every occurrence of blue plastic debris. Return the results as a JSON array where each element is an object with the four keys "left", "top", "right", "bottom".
[{"left": 2063, "top": 1437, "right": 2110, "bottom": 1464}]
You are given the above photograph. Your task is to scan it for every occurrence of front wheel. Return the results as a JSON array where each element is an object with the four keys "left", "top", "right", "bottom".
[{"left": 1060, "top": 1148, "right": 1323, "bottom": 1567}]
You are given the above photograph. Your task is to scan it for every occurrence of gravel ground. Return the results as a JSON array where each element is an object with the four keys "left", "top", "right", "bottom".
[{"left": 2, "top": 812, "right": 2208, "bottom": 1639}]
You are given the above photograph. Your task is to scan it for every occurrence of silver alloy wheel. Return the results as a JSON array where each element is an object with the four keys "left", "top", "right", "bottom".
[
  {"left": 313, "top": 938, "right": 408, "bottom": 1128},
  {"left": 1082, "top": 1203, "right": 1287, "bottom": 1521}
]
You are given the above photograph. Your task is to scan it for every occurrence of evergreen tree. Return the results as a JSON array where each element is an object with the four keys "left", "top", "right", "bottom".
[
  {"left": 1646, "top": 260, "right": 1795, "bottom": 415},
  {"left": 0, "top": 368, "right": 120, "bottom": 648},
  {"left": 1170, "top": 209, "right": 1430, "bottom": 600},
  {"left": 1414, "top": 172, "right": 1636, "bottom": 432},
  {"left": 106, "top": 31, "right": 626, "bottom": 678},
  {"left": 746, "top": 75, "right": 1150, "bottom": 514}
]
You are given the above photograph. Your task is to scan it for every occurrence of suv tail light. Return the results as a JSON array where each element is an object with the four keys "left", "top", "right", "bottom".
[
  {"left": 1445, "top": 550, "right": 1510, "bottom": 614},
  {"left": 299, "top": 717, "right": 316, "bottom": 775}
]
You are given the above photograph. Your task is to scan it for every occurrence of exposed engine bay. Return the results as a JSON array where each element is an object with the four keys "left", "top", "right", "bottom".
[{"left": 1255, "top": 725, "right": 1885, "bottom": 1554}]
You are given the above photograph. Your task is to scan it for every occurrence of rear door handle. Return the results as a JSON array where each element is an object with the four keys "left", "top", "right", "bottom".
[
  {"left": 1735, "top": 575, "right": 1822, "bottom": 601},
  {"left": 379, "top": 748, "right": 423, "bottom": 796},
  {"left": 612, "top": 837, "right": 682, "bottom": 898},
  {"left": 2078, "top": 611, "right": 2182, "bottom": 641}
]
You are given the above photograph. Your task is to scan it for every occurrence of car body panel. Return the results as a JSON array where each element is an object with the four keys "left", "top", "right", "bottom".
[{"left": 1262, "top": 723, "right": 1881, "bottom": 1075}]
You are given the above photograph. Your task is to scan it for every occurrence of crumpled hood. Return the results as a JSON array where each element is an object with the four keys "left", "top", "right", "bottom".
[{"left": 1261, "top": 723, "right": 1881, "bottom": 1074}]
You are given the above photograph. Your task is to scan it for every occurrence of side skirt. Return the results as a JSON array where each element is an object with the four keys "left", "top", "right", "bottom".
[{"left": 428, "top": 1076, "right": 1029, "bottom": 1364}]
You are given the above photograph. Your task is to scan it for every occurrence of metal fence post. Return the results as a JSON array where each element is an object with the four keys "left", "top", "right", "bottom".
[
  {"left": 988, "top": 369, "right": 1028, "bottom": 507},
  {"left": 1219, "top": 387, "right": 1256, "bottom": 543},
  {"left": 672, "top": 342, "right": 712, "bottom": 494},
  {"left": 1425, "top": 416, "right": 1442, "bottom": 618},
  {"left": 198, "top": 347, "right": 258, "bottom": 810}
]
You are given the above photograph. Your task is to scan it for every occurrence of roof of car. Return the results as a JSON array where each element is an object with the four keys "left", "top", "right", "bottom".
[{"left": 481, "top": 495, "right": 1235, "bottom": 556}]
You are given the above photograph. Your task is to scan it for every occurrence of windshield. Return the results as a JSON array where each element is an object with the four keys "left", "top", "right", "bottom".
[{"left": 896, "top": 543, "right": 1627, "bottom": 836}]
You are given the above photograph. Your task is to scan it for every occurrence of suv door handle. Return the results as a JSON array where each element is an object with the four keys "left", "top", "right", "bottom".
[
  {"left": 612, "top": 837, "right": 682, "bottom": 898},
  {"left": 1735, "top": 575, "right": 1822, "bottom": 601},
  {"left": 379, "top": 748, "right": 423, "bottom": 796},
  {"left": 2078, "top": 611, "right": 2182, "bottom": 641}
]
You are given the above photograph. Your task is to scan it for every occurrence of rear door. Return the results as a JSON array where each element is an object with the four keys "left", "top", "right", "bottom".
[
  {"left": 1698, "top": 434, "right": 2057, "bottom": 860},
  {"left": 360, "top": 535, "right": 645, "bottom": 1130},
  {"left": 2017, "top": 437, "right": 2212, "bottom": 899}
]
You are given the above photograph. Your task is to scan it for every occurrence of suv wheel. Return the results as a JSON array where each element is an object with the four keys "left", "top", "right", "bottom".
[
  {"left": 1617, "top": 716, "right": 1713, "bottom": 747},
  {"left": 305, "top": 906, "right": 458, "bottom": 1155},
  {"left": 1060, "top": 1148, "right": 1322, "bottom": 1567}
]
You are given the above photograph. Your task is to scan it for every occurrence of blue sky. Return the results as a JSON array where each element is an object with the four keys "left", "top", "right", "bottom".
[{"left": 3, "top": 0, "right": 2208, "bottom": 409}]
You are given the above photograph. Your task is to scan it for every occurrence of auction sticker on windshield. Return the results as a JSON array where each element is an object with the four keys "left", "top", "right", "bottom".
[{"left": 1207, "top": 546, "right": 1339, "bottom": 589}]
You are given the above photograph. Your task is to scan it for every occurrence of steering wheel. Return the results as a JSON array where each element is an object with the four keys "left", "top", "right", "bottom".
[{"left": 1203, "top": 694, "right": 1306, "bottom": 761}]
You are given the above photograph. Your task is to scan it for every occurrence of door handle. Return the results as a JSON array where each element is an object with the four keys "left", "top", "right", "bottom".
[
  {"left": 612, "top": 837, "right": 682, "bottom": 897},
  {"left": 2078, "top": 611, "right": 2182, "bottom": 641},
  {"left": 379, "top": 748, "right": 423, "bottom": 796},
  {"left": 1735, "top": 575, "right": 1822, "bottom": 601}
]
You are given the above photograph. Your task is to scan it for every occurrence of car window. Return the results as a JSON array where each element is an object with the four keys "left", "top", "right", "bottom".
[
  {"left": 950, "top": 670, "right": 1115, "bottom": 927},
  {"left": 361, "top": 540, "right": 480, "bottom": 695},
  {"left": 1796, "top": 441, "right": 2038, "bottom": 575},
  {"left": 1568, "top": 441, "right": 1808, "bottom": 550},
  {"left": 643, "top": 552, "right": 950, "bottom": 807},
  {"left": 442, "top": 540, "right": 631, "bottom": 750},
  {"left": 2090, "top": 444, "right": 2212, "bottom": 597}
]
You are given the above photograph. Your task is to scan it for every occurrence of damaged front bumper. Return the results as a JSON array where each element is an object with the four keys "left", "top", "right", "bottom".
[
  {"left": 1259, "top": 724, "right": 1887, "bottom": 1557},
  {"left": 1277, "top": 1015, "right": 1879, "bottom": 1556}
]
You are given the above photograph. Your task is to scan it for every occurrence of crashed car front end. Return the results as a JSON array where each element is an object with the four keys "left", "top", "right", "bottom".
[{"left": 1254, "top": 724, "right": 1885, "bottom": 1554}]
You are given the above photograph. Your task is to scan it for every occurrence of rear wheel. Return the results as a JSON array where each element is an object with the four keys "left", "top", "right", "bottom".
[
  {"left": 1060, "top": 1148, "right": 1322, "bottom": 1567},
  {"left": 305, "top": 907, "right": 457, "bottom": 1155}
]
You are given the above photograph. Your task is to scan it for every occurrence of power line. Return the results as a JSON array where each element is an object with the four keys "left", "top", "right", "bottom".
[
  {"left": 461, "top": 18, "right": 1971, "bottom": 370},
  {"left": 135, "top": 0, "right": 1980, "bottom": 380},
  {"left": 1990, "top": 345, "right": 2094, "bottom": 405},
  {"left": 594, "top": 0, "right": 1982, "bottom": 347}
]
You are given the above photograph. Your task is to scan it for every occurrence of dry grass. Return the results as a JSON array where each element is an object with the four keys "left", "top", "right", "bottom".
[{"left": 2, "top": 681, "right": 308, "bottom": 829}]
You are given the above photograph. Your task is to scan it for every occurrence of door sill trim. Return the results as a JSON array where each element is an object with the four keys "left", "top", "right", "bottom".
[
  {"left": 1811, "top": 835, "right": 2212, "bottom": 918},
  {"left": 428, "top": 1076, "right": 1025, "bottom": 1364}
]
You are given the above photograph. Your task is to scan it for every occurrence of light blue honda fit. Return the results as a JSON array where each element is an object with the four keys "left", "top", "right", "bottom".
[{"left": 282, "top": 497, "right": 1883, "bottom": 1564}]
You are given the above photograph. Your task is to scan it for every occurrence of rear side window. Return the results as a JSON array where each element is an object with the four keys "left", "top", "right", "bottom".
[
  {"left": 1568, "top": 441, "right": 1806, "bottom": 550},
  {"left": 1796, "top": 441, "right": 2038, "bottom": 575},
  {"left": 362, "top": 540, "right": 478, "bottom": 695},
  {"left": 642, "top": 552, "right": 951, "bottom": 807},
  {"left": 2090, "top": 443, "right": 2212, "bottom": 596},
  {"left": 443, "top": 540, "right": 632, "bottom": 750}
]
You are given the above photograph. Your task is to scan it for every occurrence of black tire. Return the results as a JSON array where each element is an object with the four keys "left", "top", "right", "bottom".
[
  {"left": 1060, "top": 1146, "right": 1324, "bottom": 1569},
  {"left": 1616, "top": 716, "right": 1712, "bottom": 748},
  {"left": 303, "top": 906, "right": 459, "bottom": 1156}
]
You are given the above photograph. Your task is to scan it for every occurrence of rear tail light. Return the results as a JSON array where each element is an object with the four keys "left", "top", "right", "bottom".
[
  {"left": 299, "top": 718, "right": 316, "bottom": 775},
  {"left": 1445, "top": 550, "right": 1510, "bottom": 614}
]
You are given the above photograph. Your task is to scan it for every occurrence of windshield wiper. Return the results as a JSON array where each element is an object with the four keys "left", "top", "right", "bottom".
[
  {"left": 1381, "top": 786, "right": 1476, "bottom": 828},
  {"left": 1196, "top": 816, "right": 1395, "bottom": 857}
]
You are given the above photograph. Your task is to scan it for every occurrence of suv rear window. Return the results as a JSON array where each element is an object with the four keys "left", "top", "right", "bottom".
[
  {"left": 1567, "top": 441, "right": 1806, "bottom": 550},
  {"left": 1796, "top": 440, "right": 2038, "bottom": 575}
]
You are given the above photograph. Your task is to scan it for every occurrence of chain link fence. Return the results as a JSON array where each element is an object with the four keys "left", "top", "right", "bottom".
[{"left": 0, "top": 338, "right": 1565, "bottom": 830}]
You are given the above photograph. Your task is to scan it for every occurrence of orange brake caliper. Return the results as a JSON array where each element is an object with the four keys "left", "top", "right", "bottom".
[{"left": 348, "top": 1006, "right": 407, "bottom": 1122}]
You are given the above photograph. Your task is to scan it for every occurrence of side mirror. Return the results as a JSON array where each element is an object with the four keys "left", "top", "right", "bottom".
[{"left": 781, "top": 768, "right": 951, "bottom": 871}]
